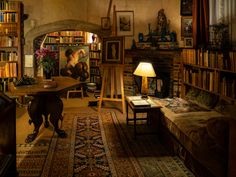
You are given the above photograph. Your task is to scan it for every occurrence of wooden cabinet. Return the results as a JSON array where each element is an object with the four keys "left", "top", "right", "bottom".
[
  {"left": 181, "top": 49, "right": 236, "bottom": 101},
  {"left": 0, "top": 1, "right": 23, "bottom": 92}
]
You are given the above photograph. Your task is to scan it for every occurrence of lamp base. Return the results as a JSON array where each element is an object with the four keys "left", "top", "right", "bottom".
[{"left": 141, "top": 94, "right": 148, "bottom": 99}]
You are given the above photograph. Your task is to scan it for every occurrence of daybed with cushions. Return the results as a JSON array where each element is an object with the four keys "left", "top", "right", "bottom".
[{"left": 152, "top": 89, "right": 236, "bottom": 177}]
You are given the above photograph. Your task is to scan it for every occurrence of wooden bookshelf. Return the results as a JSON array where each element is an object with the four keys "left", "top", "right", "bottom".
[
  {"left": 89, "top": 42, "right": 102, "bottom": 88},
  {"left": 0, "top": 1, "right": 23, "bottom": 92},
  {"left": 181, "top": 48, "right": 236, "bottom": 101}
]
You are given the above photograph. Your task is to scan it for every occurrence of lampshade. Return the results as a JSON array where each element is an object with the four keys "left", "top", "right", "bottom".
[{"left": 133, "top": 62, "right": 156, "bottom": 77}]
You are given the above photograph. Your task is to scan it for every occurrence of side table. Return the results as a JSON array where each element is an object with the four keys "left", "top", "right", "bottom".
[{"left": 125, "top": 96, "right": 162, "bottom": 139}]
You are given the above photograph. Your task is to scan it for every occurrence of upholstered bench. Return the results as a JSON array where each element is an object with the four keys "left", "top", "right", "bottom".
[{"left": 152, "top": 91, "right": 235, "bottom": 177}]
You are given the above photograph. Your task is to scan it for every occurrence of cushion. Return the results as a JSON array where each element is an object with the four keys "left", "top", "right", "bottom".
[{"left": 194, "top": 91, "right": 219, "bottom": 109}]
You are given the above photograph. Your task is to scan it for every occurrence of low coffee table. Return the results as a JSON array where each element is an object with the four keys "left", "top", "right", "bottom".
[{"left": 125, "top": 96, "right": 162, "bottom": 139}]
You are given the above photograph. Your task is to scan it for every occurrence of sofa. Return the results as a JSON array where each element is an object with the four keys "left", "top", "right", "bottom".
[{"left": 152, "top": 89, "right": 236, "bottom": 177}]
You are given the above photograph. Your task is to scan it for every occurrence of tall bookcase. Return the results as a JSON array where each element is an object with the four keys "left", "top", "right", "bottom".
[
  {"left": 0, "top": 1, "right": 23, "bottom": 92},
  {"left": 89, "top": 42, "right": 102, "bottom": 88},
  {"left": 181, "top": 48, "right": 236, "bottom": 101}
]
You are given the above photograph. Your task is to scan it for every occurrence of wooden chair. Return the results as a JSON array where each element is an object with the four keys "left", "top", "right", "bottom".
[{"left": 66, "top": 86, "right": 83, "bottom": 99}]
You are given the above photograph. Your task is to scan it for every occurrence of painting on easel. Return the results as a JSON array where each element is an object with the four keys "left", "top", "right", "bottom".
[{"left": 102, "top": 36, "right": 124, "bottom": 64}]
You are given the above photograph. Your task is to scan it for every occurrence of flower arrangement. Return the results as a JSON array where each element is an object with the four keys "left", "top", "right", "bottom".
[{"left": 35, "top": 48, "right": 56, "bottom": 73}]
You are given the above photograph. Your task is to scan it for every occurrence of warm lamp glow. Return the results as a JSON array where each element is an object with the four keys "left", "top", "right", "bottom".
[{"left": 133, "top": 62, "right": 156, "bottom": 98}]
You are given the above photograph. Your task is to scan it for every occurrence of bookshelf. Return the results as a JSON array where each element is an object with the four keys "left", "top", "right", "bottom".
[
  {"left": 89, "top": 42, "right": 102, "bottom": 89},
  {"left": 181, "top": 48, "right": 236, "bottom": 101},
  {"left": 0, "top": 1, "right": 23, "bottom": 92}
]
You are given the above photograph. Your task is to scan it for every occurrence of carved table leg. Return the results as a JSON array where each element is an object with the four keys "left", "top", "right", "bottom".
[
  {"left": 25, "top": 97, "right": 43, "bottom": 143},
  {"left": 25, "top": 95, "right": 66, "bottom": 143}
]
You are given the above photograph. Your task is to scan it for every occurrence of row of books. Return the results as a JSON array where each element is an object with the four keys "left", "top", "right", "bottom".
[
  {"left": 0, "top": 62, "right": 17, "bottom": 78},
  {"left": 0, "top": 36, "right": 18, "bottom": 47},
  {"left": 0, "top": 23, "right": 17, "bottom": 35},
  {"left": 59, "top": 36, "right": 84, "bottom": 43},
  {"left": 89, "top": 52, "right": 100, "bottom": 59},
  {"left": 183, "top": 68, "right": 219, "bottom": 92},
  {"left": 90, "top": 68, "right": 100, "bottom": 75},
  {"left": 90, "top": 43, "right": 101, "bottom": 51},
  {"left": 0, "top": 12, "right": 18, "bottom": 23},
  {"left": 220, "top": 77, "right": 236, "bottom": 99},
  {"left": 0, "top": 1, "right": 19, "bottom": 11},
  {"left": 0, "top": 51, "right": 18, "bottom": 61},
  {"left": 90, "top": 60, "right": 99, "bottom": 67},
  {"left": 182, "top": 49, "right": 236, "bottom": 72},
  {"left": 90, "top": 75, "right": 101, "bottom": 84}
]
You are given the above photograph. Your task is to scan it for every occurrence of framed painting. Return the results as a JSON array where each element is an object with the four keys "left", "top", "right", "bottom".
[
  {"left": 184, "top": 37, "right": 193, "bottom": 48},
  {"left": 116, "top": 11, "right": 134, "bottom": 36},
  {"left": 102, "top": 36, "right": 124, "bottom": 64},
  {"left": 59, "top": 45, "right": 90, "bottom": 81},
  {"left": 181, "top": 16, "right": 193, "bottom": 37},
  {"left": 101, "top": 17, "right": 111, "bottom": 30},
  {"left": 180, "top": 0, "right": 192, "bottom": 16}
]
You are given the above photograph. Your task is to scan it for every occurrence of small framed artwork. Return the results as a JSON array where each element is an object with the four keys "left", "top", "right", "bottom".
[
  {"left": 184, "top": 38, "right": 193, "bottom": 48},
  {"left": 116, "top": 10, "right": 134, "bottom": 36},
  {"left": 102, "top": 36, "right": 124, "bottom": 64},
  {"left": 180, "top": 0, "right": 192, "bottom": 16},
  {"left": 101, "top": 17, "right": 111, "bottom": 30},
  {"left": 181, "top": 16, "right": 193, "bottom": 37}
]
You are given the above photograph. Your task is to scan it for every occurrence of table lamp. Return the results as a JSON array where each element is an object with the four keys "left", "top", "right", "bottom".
[{"left": 133, "top": 62, "right": 156, "bottom": 98}]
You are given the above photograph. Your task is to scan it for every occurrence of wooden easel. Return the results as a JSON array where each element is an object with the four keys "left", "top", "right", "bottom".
[{"left": 98, "top": 64, "right": 125, "bottom": 113}]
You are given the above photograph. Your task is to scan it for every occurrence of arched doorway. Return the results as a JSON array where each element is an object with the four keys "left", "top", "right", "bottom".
[{"left": 24, "top": 19, "right": 110, "bottom": 76}]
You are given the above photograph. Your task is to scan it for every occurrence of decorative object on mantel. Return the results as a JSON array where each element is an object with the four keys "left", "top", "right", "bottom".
[
  {"left": 35, "top": 48, "right": 56, "bottom": 79},
  {"left": 135, "top": 9, "right": 178, "bottom": 50}
]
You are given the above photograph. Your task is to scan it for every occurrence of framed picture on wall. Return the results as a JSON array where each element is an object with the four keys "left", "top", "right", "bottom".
[
  {"left": 184, "top": 37, "right": 193, "bottom": 48},
  {"left": 101, "top": 17, "right": 111, "bottom": 30},
  {"left": 180, "top": 0, "right": 192, "bottom": 16},
  {"left": 116, "top": 11, "right": 134, "bottom": 36},
  {"left": 102, "top": 36, "right": 124, "bottom": 64},
  {"left": 181, "top": 16, "right": 193, "bottom": 37}
]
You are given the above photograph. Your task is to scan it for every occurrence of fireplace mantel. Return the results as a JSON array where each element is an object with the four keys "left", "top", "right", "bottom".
[{"left": 125, "top": 49, "right": 181, "bottom": 60}]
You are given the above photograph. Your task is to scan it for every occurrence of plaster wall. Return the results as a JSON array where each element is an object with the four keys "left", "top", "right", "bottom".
[{"left": 20, "top": 0, "right": 181, "bottom": 53}]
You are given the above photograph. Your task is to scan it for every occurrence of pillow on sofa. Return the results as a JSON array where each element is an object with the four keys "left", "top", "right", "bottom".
[
  {"left": 185, "top": 88, "right": 200, "bottom": 100},
  {"left": 194, "top": 91, "right": 219, "bottom": 109}
]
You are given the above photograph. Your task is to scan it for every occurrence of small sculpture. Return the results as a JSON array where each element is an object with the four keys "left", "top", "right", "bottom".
[{"left": 156, "top": 9, "right": 169, "bottom": 36}]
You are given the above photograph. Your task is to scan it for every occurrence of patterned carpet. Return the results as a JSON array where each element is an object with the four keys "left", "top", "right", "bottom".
[{"left": 17, "top": 107, "right": 195, "bottom": 177}]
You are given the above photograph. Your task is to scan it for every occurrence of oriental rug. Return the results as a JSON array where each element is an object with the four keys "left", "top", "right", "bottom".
[{"left": 17, "top": 107, "right": 194, "bottom": 177}]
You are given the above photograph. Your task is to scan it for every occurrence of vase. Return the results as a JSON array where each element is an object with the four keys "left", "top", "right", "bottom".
[{"left": 45, "top": 70, "right": 52, "bottom": 80}]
